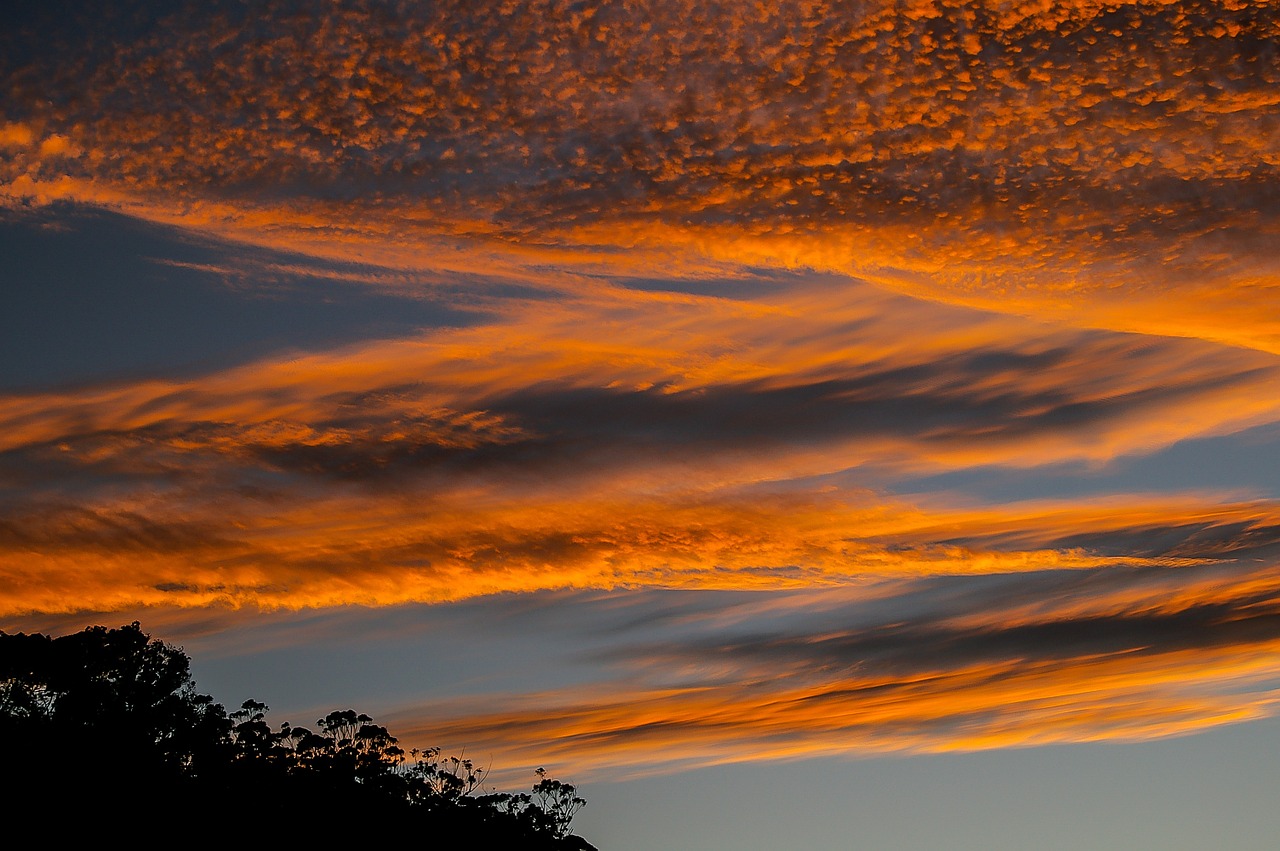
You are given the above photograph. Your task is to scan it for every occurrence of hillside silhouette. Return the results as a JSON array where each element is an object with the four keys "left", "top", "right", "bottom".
[{"left": 0, "top": 622, "right": 596, "bottom": 847}]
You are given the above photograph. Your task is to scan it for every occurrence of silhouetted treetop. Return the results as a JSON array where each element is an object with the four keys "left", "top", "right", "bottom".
[{"left": 1, "top": 622, "right": 595, "bottom": 848}]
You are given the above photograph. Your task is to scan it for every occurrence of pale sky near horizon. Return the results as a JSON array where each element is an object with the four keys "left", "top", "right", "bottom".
[{"left": 4, "top": 2, "right": 1280, "bottom": 847}]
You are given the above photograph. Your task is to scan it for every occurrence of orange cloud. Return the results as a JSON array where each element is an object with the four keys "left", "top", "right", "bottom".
[
  {"left": 4, "top": 1, "right": 1278, "bottom": 788},
  {"left": 2, "top": 258, "right": 1278, "bottom": 616},
  {"left": 3, "top": 275, "right": 1277, "bottom": 475},
  {"left": 404, "top": 646, "right": 1280, "bottom": 780},
  {"left": 3, "top": 483, "right": 1278, "bottom": 616},
  {"left": 2, "top": 0, "right": 1276, "bottom": 350},
  {"left": 386, "top": 565, "right": 1280, "bottom": 779},
  {"left": 0, "top": 123, "right": 35, "bottom": 148}
]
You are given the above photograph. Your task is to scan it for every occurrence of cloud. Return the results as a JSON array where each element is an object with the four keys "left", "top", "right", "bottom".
[
  {"left": 0, "top": 123, "right": 34, "bottom": 148},
  {"left": 4, "top": 2, "right": 1280, "bottom": 780},
  {"left": 4, "top": 273, "right": 1277, "bottom": 487},
  {"left": 2, "top": 255, "right": 1278, "bottom": 615},
  {"left": 383, "top": 561, "right": 1280, "bottom": 779},
  {"left": 2, "top": 0, "right": 1276, "bottom": 348},
  {"left": 3, "top": 476, "right": 1279, "bottom": 615}
]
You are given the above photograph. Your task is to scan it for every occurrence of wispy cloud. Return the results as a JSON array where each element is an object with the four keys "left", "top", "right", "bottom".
[
  {"left": 3, "top": 261, "right": 1278, "bottom": 615},
  {"left": 387, "top": 563, "right": 1280, "bottom": 779}
]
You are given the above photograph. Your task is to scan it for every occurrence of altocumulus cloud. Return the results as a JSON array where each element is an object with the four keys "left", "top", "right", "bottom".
[{"left": 2, "top": 0, "right": 1278, "bottom": 349}]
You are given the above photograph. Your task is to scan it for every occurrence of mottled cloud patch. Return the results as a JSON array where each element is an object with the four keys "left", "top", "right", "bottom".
[
  {"left": 0, "top": 123, "right": 35, "bottom": 148},
  {"left": 3, "top": 0, "right": 1278, "bottom": 348}
]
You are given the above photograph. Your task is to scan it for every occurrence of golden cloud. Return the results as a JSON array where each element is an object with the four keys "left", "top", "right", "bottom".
[
  {"left": 2, "top": 0, "right": 1276, "bottom": 349},
  {"left": 388, "top": 564, "right": 1280, "bottom": 779}
]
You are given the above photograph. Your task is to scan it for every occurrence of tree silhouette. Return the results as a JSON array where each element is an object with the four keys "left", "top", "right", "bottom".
[
  {"left": 1, "top": 623, "right": 595, "bottom": 848},
  {"left": 535, "top": 766, "right": 590, "bottom": 837}
]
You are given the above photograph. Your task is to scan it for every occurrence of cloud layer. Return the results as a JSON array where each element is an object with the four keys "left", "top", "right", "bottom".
[
  {"left": 4, "top": 0, "right": 1280, "bottom": 780},
  {"left": 2, "top": 261, "right": 1278, "bottom": 614},
  {"left": 3, "top": 0, "right": 1278, "bottom": 347},
  {"left": 386, "top": 563, "right": 1280, "bottom": 779}
]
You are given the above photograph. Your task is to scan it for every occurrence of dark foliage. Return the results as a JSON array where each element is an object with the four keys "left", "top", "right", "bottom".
[{"left": 0, "top": 622, "right": 594, "bottom": 848}]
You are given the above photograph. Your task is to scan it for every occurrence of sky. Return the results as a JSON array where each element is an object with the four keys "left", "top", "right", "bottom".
[{"left": 2, "top": 1, "right": 1279, "bottom": 847}]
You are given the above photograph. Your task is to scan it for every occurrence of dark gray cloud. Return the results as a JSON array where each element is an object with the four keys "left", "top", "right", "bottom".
[
  {"left": 0, "top": 502, "right": 235, "bottom": 554},
  {"left": 600, "top": 561, "right": 1280, "bottom": 681},
  {"left": 5, "top": 333, "right": 1270, "bottom": 497},
  {"left": 928, "top": 518, "right": 1280, "bottom": 562}
]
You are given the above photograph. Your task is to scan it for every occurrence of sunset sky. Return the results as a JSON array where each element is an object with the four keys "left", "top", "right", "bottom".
[{"left": 4, "top": 1, "right": 1280, "bottom": 847}]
